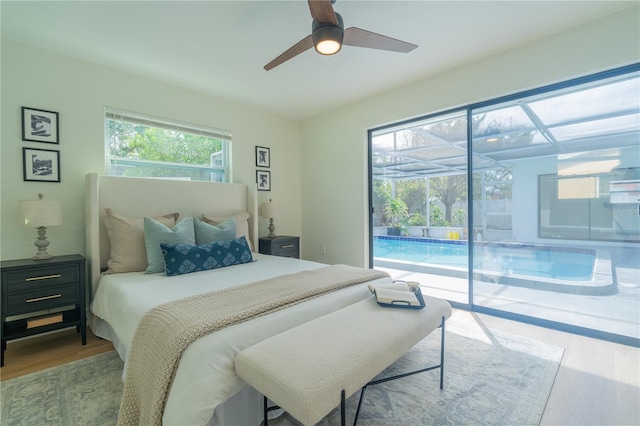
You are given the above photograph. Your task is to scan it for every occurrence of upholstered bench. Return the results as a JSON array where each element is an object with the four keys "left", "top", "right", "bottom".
[{"left": 235, "top": 293, "right": 452, "bottom": 426}]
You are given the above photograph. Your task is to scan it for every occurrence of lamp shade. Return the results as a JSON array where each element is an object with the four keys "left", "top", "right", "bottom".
[
  {"left": 19, "top": 193, "right": 62, "bottom": 227},
  {"left": 260, "top": 200, "right": 280, "bottom": 219}
]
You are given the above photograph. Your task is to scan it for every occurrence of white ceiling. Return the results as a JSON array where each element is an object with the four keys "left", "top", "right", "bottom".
[{"left": 1, "top": 1, "right": 635, "bottom": 121}]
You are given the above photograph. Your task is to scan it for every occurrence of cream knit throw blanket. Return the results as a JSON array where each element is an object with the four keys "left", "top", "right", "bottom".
[{"left": 117, "top": 264, "right": 389, "bottom": 426}]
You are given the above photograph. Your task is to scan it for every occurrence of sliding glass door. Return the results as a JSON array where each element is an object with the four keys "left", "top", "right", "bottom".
[
  {"left": 469, "top": 68, "right": 639, "bottom": 344},
  {"left": 370, "top": 111, "right": 470, "bottom": 305},
  {"left": 369, "top": 64, "right": 640, "bottom": 346}
]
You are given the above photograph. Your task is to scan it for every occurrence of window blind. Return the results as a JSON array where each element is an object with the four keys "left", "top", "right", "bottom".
[{"left": 105, "top": 108, "right": 231, "bottom": 141}]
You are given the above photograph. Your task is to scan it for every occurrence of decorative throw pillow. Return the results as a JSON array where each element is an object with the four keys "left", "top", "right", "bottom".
[
  {"left": 203, "top": 212, "right": 253, "bottom": 250},
  {"left": 144, "top": 216, "right": 196, "bottom": 274},
  {"left": 103, "top": 209, "right": 179, "bottom": 274},
  {"left": 161, "top": 236, "right": 254, "bottom": 276},
  {"left": 194, "top": 217, "right": 236, "bottom": 246}
]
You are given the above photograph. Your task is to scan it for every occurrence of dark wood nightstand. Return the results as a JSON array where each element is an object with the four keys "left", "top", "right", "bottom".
[
  {"left": 259, "top": 236, "right": 300, "bottom": 259},
  {"left": 1, "top": 254, "right": 86, "bottom": 367}
]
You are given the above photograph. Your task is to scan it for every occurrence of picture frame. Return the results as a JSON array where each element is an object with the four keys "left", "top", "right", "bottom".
[
  {"left": 256, "top": 170, "right": 271, "bottom": 191},
  {"left": 23, "top": 147, "right": 61, "bottom": 182},
  {"left": 22, "top": 107, "right": 59, "bottom": 144},
  {"left": 255, "top": 146, "right": 270, "bottom": 168}
]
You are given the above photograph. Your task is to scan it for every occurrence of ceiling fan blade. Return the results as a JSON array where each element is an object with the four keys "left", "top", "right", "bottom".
[
  {"left": 343, "top": 27, "right": 418, "bottom": 53},
  {"left": 307, "top": 0, "right": 338, "bottom": 25},
  {"left": 264, "top": 35, "right": 314, "bottom": 71}
]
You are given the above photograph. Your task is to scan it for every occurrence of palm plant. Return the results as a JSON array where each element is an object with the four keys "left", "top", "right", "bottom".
[{"left": 384, "top": 198, "right": 408, "bottom": 235}]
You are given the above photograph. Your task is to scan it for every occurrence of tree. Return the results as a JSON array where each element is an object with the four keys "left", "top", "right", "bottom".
[
  {"left": 372, "top": 180, "right": 392, "bottom": 226},
  {"left": 107, "top": 119, "right": 223, "bottom": 180},
  {"left": 481, "top": 168, "right": 513, "bottom": 200},
  {"left": 430, "top": 175, "right": 467, "bottom": 223},
  {"left": 396, "top": 179, "right": 427, "bottom": 218},
  {"left": 430, "top": 205, "right": 448, "bottom": 226}
]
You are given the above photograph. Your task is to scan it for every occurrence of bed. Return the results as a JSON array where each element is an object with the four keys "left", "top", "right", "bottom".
[{"left": 84, "top": 173, "right": 392, "bottom": 425}]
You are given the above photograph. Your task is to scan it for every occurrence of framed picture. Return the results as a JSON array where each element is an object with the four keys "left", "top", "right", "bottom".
[
  {"left": 256, "top": 170, "right": 271, "bottom": 191},
  {"left": 23, "top": 147, "right": 60, "bottom": 182},
  {"left": 255, "top": 146, "right": 270, "bottom": 168},
  {"left": 22, "top": 107, "right": 59, "bottom": 144}
]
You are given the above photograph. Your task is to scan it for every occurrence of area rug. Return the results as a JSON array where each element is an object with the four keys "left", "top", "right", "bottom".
[
  {"left": 1, "top": 351, "right": 123, "bottom": 426},
  {"left": 0, "top": 318, "right": 563, "bottom": 426}
]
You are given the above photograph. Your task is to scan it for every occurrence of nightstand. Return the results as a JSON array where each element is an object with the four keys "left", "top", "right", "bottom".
[
  {"left": 1, "top": 254, "right": 86, "bottom": 367},
  {"left": 259, "top": 236, "right": 300, "bottom": 259}
]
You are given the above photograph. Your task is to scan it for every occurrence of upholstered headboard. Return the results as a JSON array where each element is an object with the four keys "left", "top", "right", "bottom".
[{"left": 84, "top": 173, "right": 258, "bottom": 299}]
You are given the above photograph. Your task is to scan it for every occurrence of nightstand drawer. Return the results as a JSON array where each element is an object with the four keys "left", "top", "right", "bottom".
[
  {"left": 3, "top": 265, "right": 79, "bottom": 293},
  {"left": 5, "top": 284, "right": 78, "bottom": 316},
  {"left": 259, "top": 236, "right": 300, "bottom": 259},
  {"left": 272, "top": 245, "right": 299, "bottom": 257},
  {"left": 272, "top": 239, "right": 298, "bottom": 253}
]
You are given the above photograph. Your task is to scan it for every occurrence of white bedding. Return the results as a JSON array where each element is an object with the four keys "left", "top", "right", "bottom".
[{"left": 90, "top": 253, "right": 391, "bottom": 425}]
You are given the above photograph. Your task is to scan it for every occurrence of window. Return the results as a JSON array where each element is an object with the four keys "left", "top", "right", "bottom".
[
  {"left": 105, "top": 108, "right": 230, "bottom": 182},
  {"left": 370, "top": 63, "right": 640, "bottom": 346}
]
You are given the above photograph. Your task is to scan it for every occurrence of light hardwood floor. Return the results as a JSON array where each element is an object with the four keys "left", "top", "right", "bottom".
[
  {"left": 0, "top": 328, "right": 112, "bottom": 381},
  {"left": 452, "top": 310, "right": 640, "bottom": 426},
  {"left": 1, "top": 312, "right": 638, "bottom": 425}
]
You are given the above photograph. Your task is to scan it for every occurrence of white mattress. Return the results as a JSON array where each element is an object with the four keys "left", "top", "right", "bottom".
[{"left": 90, "top": 254, "right": 391, "bottom": 425}]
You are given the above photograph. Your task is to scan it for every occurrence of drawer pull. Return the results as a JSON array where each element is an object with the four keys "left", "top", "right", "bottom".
[
  {"left": 26, "top": 294, "right": 62, "bottom": 303},
  {"left": 25, "top": 274, "right": 62, "bottom": 282},
  {"left": 280, "top": 244, "right": 295, "bottom": 249}
]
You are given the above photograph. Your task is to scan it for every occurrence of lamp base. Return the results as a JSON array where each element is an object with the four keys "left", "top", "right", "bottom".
[
  {"left": 267, "top": 218, "right": 276, "bottom": 238},
  {"left": 32, "top": 226, "right": 52, "bottom": 261},
  {"left": 33, "top": 253, "right": 53, "bottom": 261}
]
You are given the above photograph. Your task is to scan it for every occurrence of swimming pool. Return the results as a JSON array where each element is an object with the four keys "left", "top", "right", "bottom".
[{"left": 374, "top": 236, "right": 597, "bottom": 281}]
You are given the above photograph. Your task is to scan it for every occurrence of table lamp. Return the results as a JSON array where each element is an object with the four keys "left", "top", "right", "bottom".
[
  {"left": 260, "top": 199, "right": 280, "bottom": 238},
  {"left": 18, "top": 193, "right": 62, "bottom": 260}
]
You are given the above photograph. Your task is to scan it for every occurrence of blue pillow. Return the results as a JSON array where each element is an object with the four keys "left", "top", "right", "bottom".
[
  {"left": 161, "top": 236, "right": 254, "bottom": 276},
  {"left": 194, "top": 217, "right": 236, "bottom": 246},
  {"left": 144, "top": 216, "right": 196, "bottom": 274}
]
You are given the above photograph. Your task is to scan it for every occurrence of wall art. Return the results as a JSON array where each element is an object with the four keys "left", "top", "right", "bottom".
[
  {"left": 255, "top": 146, "right": 270, "bottom": 168},
  {"left": 257, "top": 170, "right": 271, "bottom": 191},
  {"left": 22, "top": 107, "right": 59, "bottom": 144},
  {"left": 23, "top": 147, "right": 60, "bottom": 182}
]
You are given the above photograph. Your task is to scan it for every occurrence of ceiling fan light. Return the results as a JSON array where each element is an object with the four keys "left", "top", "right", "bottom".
[
  {"left": 312, "top": 13, "right": 344, "bottom": 56},
  {"left": 316, "top": 38, "right": 341, "bottom": 55}
]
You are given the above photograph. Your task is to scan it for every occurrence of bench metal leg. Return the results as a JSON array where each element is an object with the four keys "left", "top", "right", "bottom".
[
  {"left": 352, "top": 316, "right": 447, "bottom": 425},
  {"left": 440, "top": 317, "right": 445, "bottom": 389},
  {"left": 354, "top": 386, "right": 367, "bottom": 425},
  {"left": 263, "top": 396, "right": 268, "bottom": 426},
  {"left": 263, "top": 396, "right": 284, "bottom": 426}
]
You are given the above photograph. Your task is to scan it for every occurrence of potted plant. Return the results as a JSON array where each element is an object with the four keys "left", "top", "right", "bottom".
[{"left": 384, "top": 198, "right": 408, "bottom": 236}]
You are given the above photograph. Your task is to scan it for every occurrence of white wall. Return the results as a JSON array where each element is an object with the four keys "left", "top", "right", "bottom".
[
  {"left": 300, "top": 7, "right": 640, "bottom": 267},
  {"left": 0, "top": 39, "right": 302, "bottom": 261},
  {"left": 511, "top": 157, "right": 558, "bottom": 243},
  {"left": 3, "top": 7, "right": 638, "bottom": 264}
]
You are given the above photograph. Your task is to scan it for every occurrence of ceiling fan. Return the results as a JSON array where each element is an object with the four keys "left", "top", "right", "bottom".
[{"left": 264, "top": 0, "right": 418, "bottom": 71}]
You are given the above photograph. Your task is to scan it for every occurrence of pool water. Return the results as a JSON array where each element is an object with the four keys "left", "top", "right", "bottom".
[{"left": 374, "top": 237, "right": 596, "bottom": 281}]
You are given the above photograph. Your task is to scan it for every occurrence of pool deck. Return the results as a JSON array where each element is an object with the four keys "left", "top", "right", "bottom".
[{"left": 374, "top": 245, "right": 640, "bottom": 342}]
